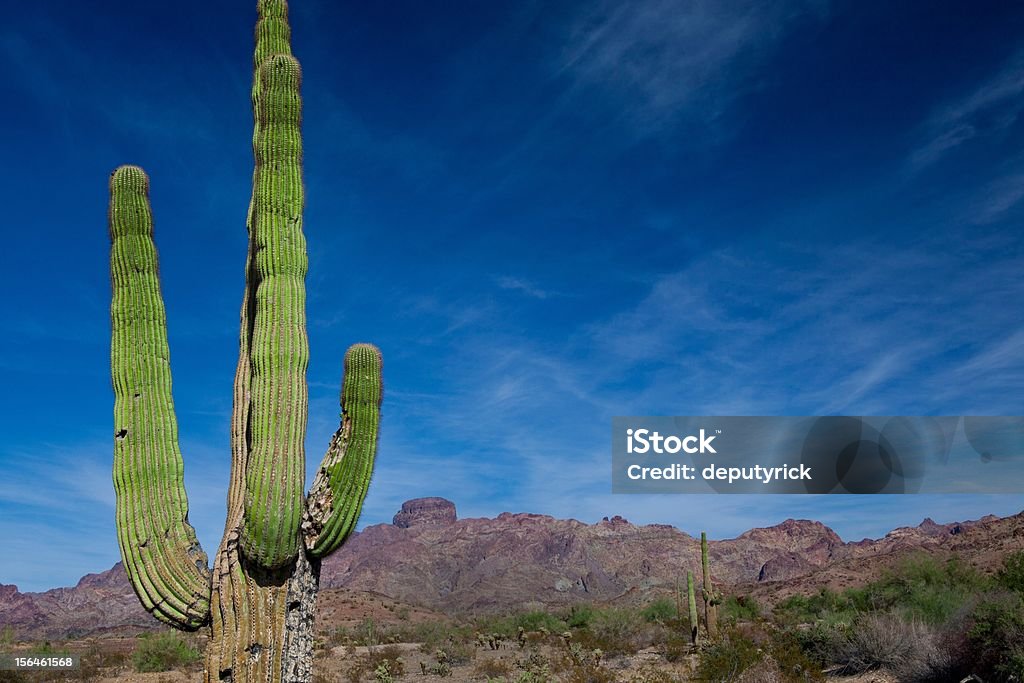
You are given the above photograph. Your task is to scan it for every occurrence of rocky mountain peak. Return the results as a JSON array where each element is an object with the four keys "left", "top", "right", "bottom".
[
  {"left": 392, "top": 497, "right": 457, "bottom": 528},
  {"left": 738, "top": 518, "right": 842, "bottom": 546}
]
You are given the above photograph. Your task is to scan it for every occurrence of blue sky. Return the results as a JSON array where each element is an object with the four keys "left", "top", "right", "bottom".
[{"left": 1, "top": 0, "right": 1023, "bottom": 592}]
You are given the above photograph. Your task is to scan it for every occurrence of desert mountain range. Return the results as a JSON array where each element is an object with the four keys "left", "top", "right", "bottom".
[{"left": 2, "top": 497, "right": 1022, "bottom": 639}]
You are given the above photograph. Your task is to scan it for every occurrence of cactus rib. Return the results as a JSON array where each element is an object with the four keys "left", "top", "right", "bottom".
[
  {"left": 303, "top": 344, "right": 382, "bottom": 557},
  {"left": 239, "top": 51, "right": 308, "bottom": 569},
  {"left": 109, "top": 166, "right": 212, "bottom": 629}
]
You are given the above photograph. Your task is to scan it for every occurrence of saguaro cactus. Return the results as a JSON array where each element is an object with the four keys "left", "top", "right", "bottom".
[
  {"left": 109, "top": 2, "right": 382, "bottom": 681},
  {"left": 701, "top": 532, "right": 719, "bottom": 638},
  {"left": 686, "top": 571, "right": 699, "bottom": 646}
]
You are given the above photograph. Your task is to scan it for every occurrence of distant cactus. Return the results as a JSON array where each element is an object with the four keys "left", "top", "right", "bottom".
[
  {"left": 701, "top": 532, "right": 720, "bottom": 638},
  {"left": 109, "top": 2, "right": 382, "bottom": 681},
  {"left": 687, "top": 571, "right": 699, "bottom": 645}
]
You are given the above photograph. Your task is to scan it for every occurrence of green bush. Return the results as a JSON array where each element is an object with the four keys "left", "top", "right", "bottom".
[
  {"left": 778, "top": 554, "right": 988, "bottom": 633},
  {"left": 793, "top": 622, "right": 847, "bottom": 668},
  {"left": 997, "top": 551, "right": 1024, "bottom": 594},
  {"left": 640, "top": 598, "right": 677, "bottom": 623},
  {"left": 966, "top": 591, "right": 1024, "bottom": 682},
  {"left": 400, "top": 620, "right": 466, "bottom": 651},
  {"left": 848, "top": 555, "right": 986, "bottom": 624},
  {"left": 720, "top": 595, "right": 761, "bottom": 624},
  {"left": 353, "top": 617, "right": 385, "bottom": 646},
  {"left": 131, "top": 630, "right": 201, "bottom": 673},
  {"left": 695, "top": 629, "right": 762, "bottom": 681},
  {"left": 479, "top": 610, "right": 567, "bottom": 639},
  {"left": 775, "top": 588, "right": 853, "bottom": 626},
  {"left": 768, "top": 630, "right": 825, "bottom": 682},
  {"left": 515, "top": 611, "right": 568, "bottom": 634},
  {"left": 564, "top": 604, "right": 595, "bottom": 629}
]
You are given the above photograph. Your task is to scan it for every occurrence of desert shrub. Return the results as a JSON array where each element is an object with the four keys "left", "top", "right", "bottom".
[
  {"left": 514, "top": 650, "right": 551, "bottom": 683},
  {"left": 354, "top": 617, "right": 386, "bottom": 646},
  {"left": 835, "top": 611, "right": 947, "bottom": 681},
  {"left": 792, "top": 622, "right": 847, "bottom": 668},
  {"left": 779, "top": 554, "right": 988, "bottom": 645},
  {"left": 346, "top": 658, "right": 366, "bottom": 683},
  {"left": 29, "top": 641, "right": 71, "bottom": 656},
  {"left": 478, "top": 611, "right": 566, "bottom": 640},
  {"left": 131, "top": 630, "right": 201, "bottom": 673},
  {"left": 438, "top": 639, "right": 475, "bottom": 665},
  {"left": 514, "top": 611, "right": 568, "bottom": 635},
  {"left": 695, "top": 628, "right": 762, "bottom": 682},
  {"left": 997, "top": 551, "right": 1024, "bottom": 594},
  {"left": 392, "top": 620, "right": 458, "bottom": 652},
  {"left": 342, "top": 644, "right": 407, "bottom": 683},
  {"left": 369, "top": 645, "right": 406, "bottom": 676},
  {"left": 627, "top": 665, "right": 678, "bottom": 683},
  {"left": 70, "top": 646, "right": 128, "bottom": 682},
  {"left": 767, "top": 630, "right": 825, "bottom": 682},
  {"left": 639, "top": 598, "right": 676, "bottom": 624},
  {"left": 474, "top": 656, "right": 513, "bottom": 679},
  {"left": 775, "top": 588, "right": 853, "bottom": 627},
  {"left": 847, "top": 555, "right": 985, "bottom": 625},
  {"left": 660, "top": 634, "right": 691, "bottom": 663},
  {"left": 549, "top": 641, "right": 616, "bottom": 683},
  {"left": 563, "top": 662, "right": 617, "bottom": 683},
  {"left": 429, "top": 649, "right": 455, "bottom": 677},
  {"left": 720, "top": 595, "right": 762, "bottom": 624},
  {"left": 965, "top": 591, "right": 1024, "bottom": 682},
  {"left": 577, "top": 608, "right": 646, "bottom": 656},
  {"left": 565, "top": 604, "right": 596, "bottom": 629},
  {"left": 374, "top": 662, "right": 395, "bottom": 683},
  {"left": 333, "top": 618, "right": 389, "bottom": 647}
]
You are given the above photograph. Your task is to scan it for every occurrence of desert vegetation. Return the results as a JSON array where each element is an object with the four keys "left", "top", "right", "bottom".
[{"left": 2, "top": 551, "right": 1022, "bottom": 682}]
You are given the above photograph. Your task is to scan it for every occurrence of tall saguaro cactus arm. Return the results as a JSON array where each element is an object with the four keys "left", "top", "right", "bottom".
[
  {"left": 303, "top": 344, "right": 382, "bottom": 557},
  {"left": 238, "top": 51, "right": 309, "bottom": 570},
  {"left": 109, "top": 166, "right": 212, "bottom": 630}
]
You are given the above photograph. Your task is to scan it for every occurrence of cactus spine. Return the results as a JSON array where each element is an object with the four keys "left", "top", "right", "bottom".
[
  {"left": 687, "top": 571, "right": 699, "bottom": 646},
  {"left": 109, "top": 2, "right": 382, "bottom": 681},
  {"left": 701, "top": 532, "right": 719, "bottom": 638}
]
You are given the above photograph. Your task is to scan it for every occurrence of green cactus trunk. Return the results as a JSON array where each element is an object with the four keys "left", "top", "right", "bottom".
[
  {"left": 687, "top": 571, "right": 699, "bottom": 646},
  {"left": 109, "top": 2, "right": 382, "bottom": 681},
  {"left": 701, "top": 532, "right": 718, "bottom": 638}
]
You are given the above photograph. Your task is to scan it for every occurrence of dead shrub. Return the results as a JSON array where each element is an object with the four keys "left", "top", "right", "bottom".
[{"left": 838, "top": 612, "right": 949, "bottom": 681}]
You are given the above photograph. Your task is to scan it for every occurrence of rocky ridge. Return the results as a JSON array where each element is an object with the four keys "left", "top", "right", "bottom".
[{"left": 1, "top": 497, "right": 1021, "bottom": 639}]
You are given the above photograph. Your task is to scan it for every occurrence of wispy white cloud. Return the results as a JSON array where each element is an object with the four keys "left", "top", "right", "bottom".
[
  {"left": 968, "top": 172, "right": 1024, "bottom": 224},
  {"left": 495, "top": 276, "right": 557, "bottom": 300},
  {"left": 910, "top": 51, "right": 1024, "bottom": 169},
  {"left": 558, "top": 0, "right": 828, "bottom": 135},
  {"left": 356, "top": 231, "right": 1024, "bottom": 546}
]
